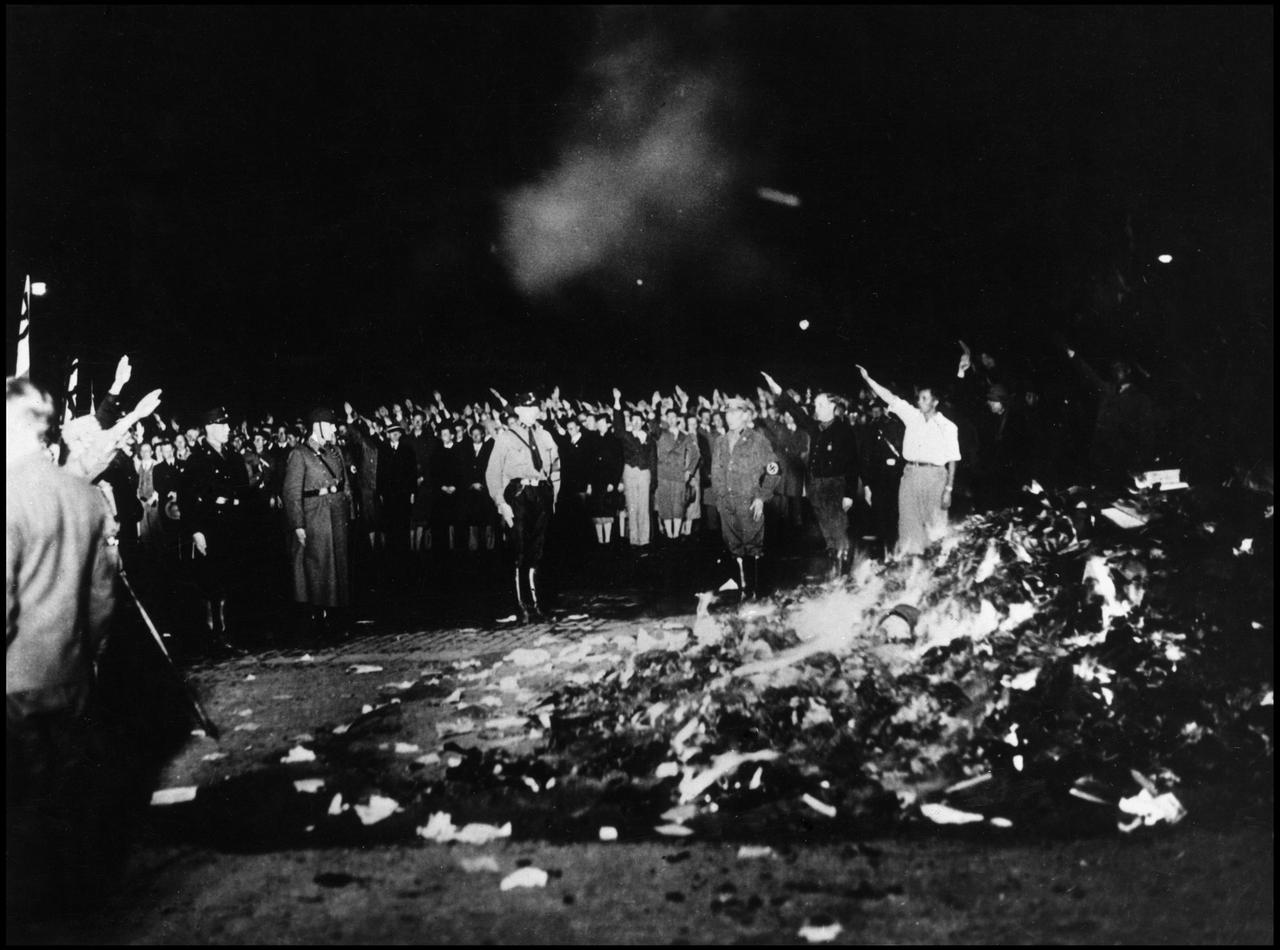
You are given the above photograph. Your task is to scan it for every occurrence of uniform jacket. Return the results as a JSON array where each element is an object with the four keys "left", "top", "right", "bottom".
[
  {"left": 777, "top": 392, "right": 859, "bottom": 496},
  {"left": 710, "top": 426, "right": 782, "bottom": 506},
  {"left": 7, "top": 451, "right": 117, "bottom": 702},
  {"left": 485, "top": 423, "right": 561, "bottom": 504},
  {"left": 283, "top": 439, "right": 352, "bottom": 607},
  {"left": 760, "top": 420, "right": 810, "bottom": 498},
  {"left": 180, "top": 442, "right": 251, "bottom": 539},
  {"left": 282, "top": 440, "right": 352, "bottom": 532}
]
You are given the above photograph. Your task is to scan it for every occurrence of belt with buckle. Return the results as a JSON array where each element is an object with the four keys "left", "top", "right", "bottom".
[
  {"left": 519, "top": 478, "right": 547, "bottom": 487},
  {"left": 905, "top": 461, "right": 942, "bottom": 468},
  {"left": 303, "top": 483, "right": 344, "bottom": 498},
  {"left": 213, "top": 496, "right": 241, "bottom": 506}
]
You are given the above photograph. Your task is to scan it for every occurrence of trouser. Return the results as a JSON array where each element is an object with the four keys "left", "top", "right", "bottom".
[
  {"left": 869, "top": 468, "right": 901, "bottom": 552},
  {"left": 719, "top": 496, "right": 766, "bottom": 558},
  {"left": 897, "top": 463, "right": 948, "bottom": 556},
  {"left": 504, "top": 480, "right": 554, "bottom": 567},
  {"left": 7, "top": 685, "right": 110, "bottom": 917},
  {"left": 622, "top": 465, "right": 651, "bottom": 546},
  {"left": 191, "top": 516, "right": 244, "bottom": 601},
  {"left": 809, "top": 476, "right": 851, "bottom": 555}
]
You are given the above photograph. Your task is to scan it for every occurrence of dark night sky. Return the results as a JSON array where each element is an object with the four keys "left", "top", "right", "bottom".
[{"left": 6, "top": 6, "right": 1273, "bottom": 416}]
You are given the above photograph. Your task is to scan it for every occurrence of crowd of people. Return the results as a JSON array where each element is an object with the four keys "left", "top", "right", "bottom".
[
  {"left": 5, "top": 336, "right": 1172, "bottom": 925},
  {"left": 12, "top": 335, "right": 1167, "bottom": 659}
]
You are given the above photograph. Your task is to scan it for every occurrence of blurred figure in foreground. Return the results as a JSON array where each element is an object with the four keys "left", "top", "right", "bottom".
[{"left": 7, "top": 377, "right": 119, "bottom": 920}]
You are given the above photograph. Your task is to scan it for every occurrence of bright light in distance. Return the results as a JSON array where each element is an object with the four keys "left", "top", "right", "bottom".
[
  {"left": 1157, "top": 254, "right": 1173, "bottom": 264},
  {"left": 636, "top": 278, "right": 644, "bottom": 286},
  {"left": 798, "top": 319, "right": 810, "bottom": 331},
  {"left": 31, "top": 282, "right": 47, "bottom": 296}
]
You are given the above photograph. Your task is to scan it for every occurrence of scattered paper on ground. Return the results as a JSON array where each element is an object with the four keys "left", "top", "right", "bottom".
[
  {"left": 151, "top": 786, "right": 198, "bottom": 806},
  {"left": 353, "top": 795, "right": 400, "bottom": 825},
  {"left": 280, "top": 745, "right": 317, "bottom": 764},
  {"left": 499, "top": 867, "right": 549, "bottom": 891}
]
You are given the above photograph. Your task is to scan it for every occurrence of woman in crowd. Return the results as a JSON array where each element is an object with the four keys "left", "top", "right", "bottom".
[
  {"left": 587, "top": 413, "right": 624, "bottom": 545},
  {"left": 655, "top": 407, "right": 701, "bottom": 541}
]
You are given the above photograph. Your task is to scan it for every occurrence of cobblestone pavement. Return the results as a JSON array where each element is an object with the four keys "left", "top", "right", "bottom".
[{"left": 189, "top": 591, "right": 661, "bottom": 669}]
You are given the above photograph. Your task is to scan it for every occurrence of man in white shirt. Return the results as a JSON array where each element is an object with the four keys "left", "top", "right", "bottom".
[{"left": 858, "top": 365, "right": 961, "bottom": 556}]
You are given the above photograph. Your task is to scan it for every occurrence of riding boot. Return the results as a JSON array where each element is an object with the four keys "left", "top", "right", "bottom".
[
  {"left": 746, "top": 556, "right": 760, "bottom": 600},
  {"left": 527, "top": 567, "right": 544, "bottom": 623},
  {"left": 830, "top": 551, "right": 846, "bottom": 582},
  {"left": 205, "top": 599, "right": 232, "bottom": 655},
  {"left": 513, "top": 567, "right": 530, "bottom": 625}
]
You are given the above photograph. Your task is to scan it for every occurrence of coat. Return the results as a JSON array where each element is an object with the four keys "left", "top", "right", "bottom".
[
  {"left": 283, "top": 439, "right": 353, "bottom": 607},
  {"left": 710, "top": 426, "right": 782, "bottom": 509},
  {"left": 7, "top": 451, "right": 117, "bottom": 707},
  {"left": 655, "top": 429, "right": 701, "bottom": 518}
]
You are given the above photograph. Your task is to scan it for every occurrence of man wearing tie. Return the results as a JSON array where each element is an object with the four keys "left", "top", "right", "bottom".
[{"left": 485, "top": 391, "right": 560, "bottom": 624}]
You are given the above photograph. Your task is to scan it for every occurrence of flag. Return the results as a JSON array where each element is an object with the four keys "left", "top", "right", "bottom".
[
  {"left": 64, "top": 356, "right": 80, "bottom": 425},
  {"left": 15, "top": 275, "right": 31, "bottom": 378}
]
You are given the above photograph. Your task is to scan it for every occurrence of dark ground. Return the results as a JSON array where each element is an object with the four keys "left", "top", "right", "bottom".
[{"left": 8, "top": 517, "right": 1274, "bottom": 945}]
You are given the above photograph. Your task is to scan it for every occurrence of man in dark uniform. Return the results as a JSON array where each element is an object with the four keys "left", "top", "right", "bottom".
[
  {"left": 180, "top": 406, "right": 252, "bottom": 651},
  {"left": 485, "top": 391, "right": 560, "bottom": 624},
  {"left": 710, "top": 396, "right": 782, "bottom": 598},
  {"left": 283, "top": 407, "right": 353, "bottom": 638},
  {"left": 759, "top": 406, "right": 810, "bottom": 550},
  {"left": 762, "top": 372, "right": 859, "bottom": 578}
]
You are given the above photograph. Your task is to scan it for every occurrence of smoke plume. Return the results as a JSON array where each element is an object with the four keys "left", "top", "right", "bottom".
[{"left": 499, "top": 27, "right": 743, "bottom": 297}]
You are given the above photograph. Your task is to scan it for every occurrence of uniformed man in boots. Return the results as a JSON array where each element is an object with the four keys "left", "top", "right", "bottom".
[
  {"left": 181, "top": 407, "right": 251, "bottom": 653},
  {"left": 485, "top": 391, "right": 560, "bottom": 624},
  {"left": 710, "top": 396, "right": 782, "bottom": 599},
  {"left": 761, "top": 372, "right": 860, "bottom": 579},
  {"left": 284, "top": 407, "right": 354, "bottom": 640}
]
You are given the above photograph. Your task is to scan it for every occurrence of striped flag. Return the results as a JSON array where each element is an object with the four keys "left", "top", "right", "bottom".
[
  {"left": 64, "top": 356, "right": 80, "bottom": 425},
  {"left": 15, "top": 275, "right": 32, "bottom": 378}
]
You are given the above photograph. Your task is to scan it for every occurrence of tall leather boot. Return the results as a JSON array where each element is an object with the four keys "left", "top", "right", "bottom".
[
  {"left": 527, "top": 567, "right": 544, "bottom": 623},
  {"left": 206, "top": 599, "right": 235, "bottom": 656},
  {"left": 746, "top": 556, "right": 760, "bottom": 600},
  {"left": 513, "top": 567, "right": 530, "bottom": 625},
  {"left": 830, "top": 550, "right": 847, "bottom": 582},
  {"left": 735, "top": 557, "right": 747, "bottom": 603}
]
